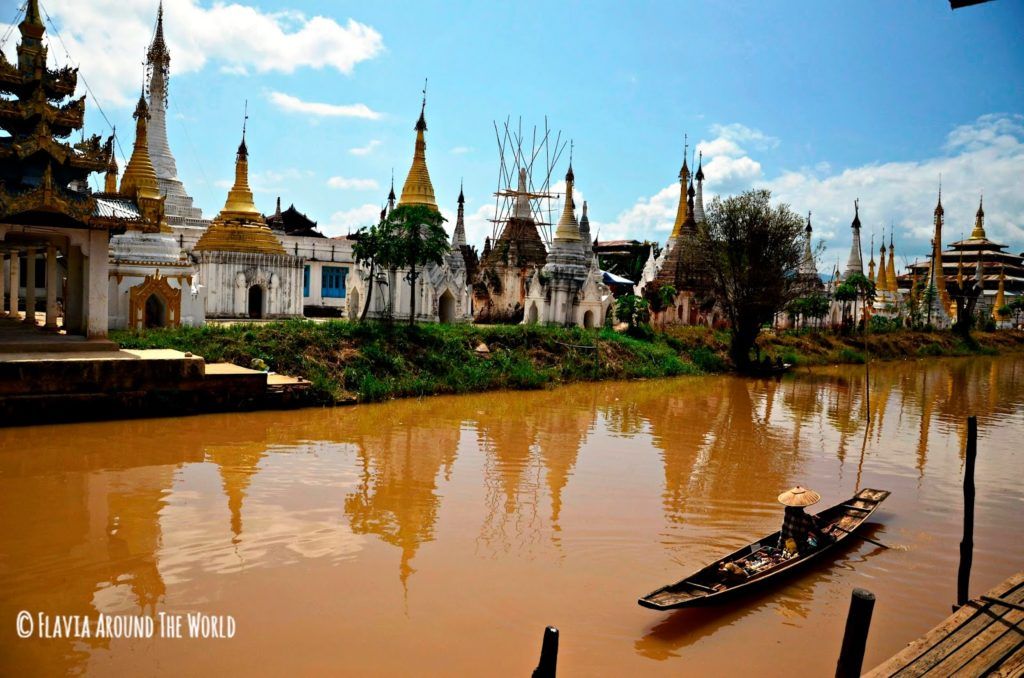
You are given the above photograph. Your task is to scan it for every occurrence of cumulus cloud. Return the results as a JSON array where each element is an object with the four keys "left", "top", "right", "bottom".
[
  {"left": 324, "top": 203, "right": 383, "bottom": 237},
  {"left": 349, "top": 139, "right": 382, "bottom": 156},
  {"left": 0, "top": 0, "right": 383, "bottom": 107},
  {"left": 599, "top": 114, "right": 1024, "bottom": 277},
  {"left": 268, "top": 92, "right": 381, "bottom": 119},
  {"left": 763, "top": 113, "right": 1024, "bottom": 271},
  {"left": 449, "top": 146, "right": 473, "bottom": 155},
  {"left": 327, "top": 176, "right": 379, "bottom": 191}
]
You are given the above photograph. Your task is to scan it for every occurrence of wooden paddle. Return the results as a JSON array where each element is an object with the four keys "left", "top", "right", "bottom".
[{"left": 831, "top": 524, "right": 889, "bottom": 549}]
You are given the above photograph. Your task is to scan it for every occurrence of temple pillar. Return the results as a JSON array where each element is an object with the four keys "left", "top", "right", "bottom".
[
  {"left": 0, "top": 252, "right": 6, "bottom": 317},
  {"left": 23, "top": 246, "right": 37, "bottom": 325},
  {"left": 85, "top": 230, "right": 109, "bottom": 338},
  {"left": 8, "top": 250, "right": 19, "bottom": 318},
  {"left": 44, "top": 244, "right": 59, "bottom": 329},
  {"left": 65, "top": 245, "right": 83, "bottom": 334}
]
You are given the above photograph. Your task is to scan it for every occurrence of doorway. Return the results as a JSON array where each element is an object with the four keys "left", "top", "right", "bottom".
[{"left": 248, "top": 285, "right": 264, "bottom": 319}]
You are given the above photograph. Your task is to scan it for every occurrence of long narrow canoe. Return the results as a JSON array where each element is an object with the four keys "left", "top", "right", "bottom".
[{"left": 638, "top": 488, "right": 891, "bottom": 610}]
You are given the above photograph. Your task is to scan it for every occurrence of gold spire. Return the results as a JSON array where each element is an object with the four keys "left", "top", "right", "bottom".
[
  {"left": 992, "top": 266, "right": 1006, "bottom": 321},
  {"left": 868, "top": 234, "right": 876, "bottom": 283},
  {"left": 876, "top": 241, "right": 888, "bottom": 292},
  {"left": 104, "top": 128, "right": 119, "bottom": 194},
  {"left": 120, "top": 93, "right": 161, "bottom": 201},
  {"left": 956, "top": 251, "right": 964, "bottom": 288},
  {"left": 398, "top": 85, "right": 438, "bottom": 212},
  {"left": 670, "top": 134, "right": 690, "bottom": 239},
  {"left": 970, "top": 195, "right": 986, "bottom": 240},
  {"left": 553, "top": 161, "right": 580, "bottom": 242},
  {"left": 931, "top": 187, "right": 950, "bottom": 310},
  {"left": 194, "top": 116, "right": 285, "bottom": 255},
  {"left": 887, "top": 231, "right": 898, "bottom": 293}
]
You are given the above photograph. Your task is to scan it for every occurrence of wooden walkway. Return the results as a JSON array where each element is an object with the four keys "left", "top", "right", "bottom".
[{"left": 866, "top": 572, "right": 1024, "bottom": 677}]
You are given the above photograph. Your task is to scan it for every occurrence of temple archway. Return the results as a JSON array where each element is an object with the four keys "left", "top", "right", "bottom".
[
  {"left": 248, "top": 285, "right": 264, "bottom": 319},
  {"left": 583, "top": 309, "right": 594, "bottom": 329},
  {"left": 438, "top": 290, "right": 455, "bottom": 323},
  {"left": 144, "top": 294, "right": 167, "bottom": 328}
]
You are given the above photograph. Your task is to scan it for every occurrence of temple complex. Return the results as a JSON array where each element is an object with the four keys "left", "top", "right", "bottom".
[
  {"left": 0, "top": 0, "right": 129, "bottom": 339},
  {"left": 144, "top": 3, "right": 210, "bottom": 250},
  {"left": 193, "top": 130, "right": 303, "bottom": 319}
]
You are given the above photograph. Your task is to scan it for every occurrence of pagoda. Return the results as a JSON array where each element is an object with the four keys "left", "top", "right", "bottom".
[
  {"left": 0, "top": 0, "right": 134, "bottom": 338},
  {"left": 193, "top": 126, "right": 303, "bottom": 319},
  {"left": 144, "top": 2, "right": 209, "bottom": 247},
  {"left": 635, "top": 137, "right": 713, "bottom": 326}
]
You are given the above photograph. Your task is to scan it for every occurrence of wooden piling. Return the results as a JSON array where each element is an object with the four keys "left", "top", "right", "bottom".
[
  {"left": 836, "top": 588, "right": 875, "bottom": 678},
  {"left": 532, "top": 626, "right": 559, "bottom": 678},
  {"left": 956, "top": 415, "right": 977, "bottom": 609}
]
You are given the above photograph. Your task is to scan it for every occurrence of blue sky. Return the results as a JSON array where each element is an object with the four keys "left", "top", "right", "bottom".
[{"left": 3, "top": 0, "right": 1023, "bottom": 269}]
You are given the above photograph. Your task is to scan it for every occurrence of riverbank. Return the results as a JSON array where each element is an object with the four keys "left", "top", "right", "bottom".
[{"left": 111, "top": 321, "right": 1024, "bottom": 404}]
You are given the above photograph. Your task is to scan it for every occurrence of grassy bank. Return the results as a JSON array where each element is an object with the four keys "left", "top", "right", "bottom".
[
  {"left": 112, "top": 322, "right": 1024, "bottom": 404},
  {"left": 112, "top": 321, "right": 696, "bottom": 404}
]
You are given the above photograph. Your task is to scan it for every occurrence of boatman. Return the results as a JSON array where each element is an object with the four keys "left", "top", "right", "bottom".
[{"left": 777, "top": 486, "right": 827, "bottom": 553}]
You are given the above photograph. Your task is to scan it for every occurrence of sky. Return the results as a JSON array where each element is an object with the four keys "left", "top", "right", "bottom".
[{"left": 2, "top": 0, "right": 1023, "bottom": 272}]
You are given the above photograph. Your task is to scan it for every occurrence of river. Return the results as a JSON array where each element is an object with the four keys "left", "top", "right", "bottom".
[{"left": 1, "top": 355, "right": 1022, "bottom": 676}]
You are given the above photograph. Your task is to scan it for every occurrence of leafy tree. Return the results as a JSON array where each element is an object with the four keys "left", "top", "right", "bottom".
[
  {"left": 614, "top": 293, "right": 651, "bottom": 337},
  {"left": 845, "top": 272, "right": 875, "bottom": 331},
  {"left": 352, "top": 216, "right": 399, "bottom": 322},
  {"left": 699, "top": 189, "right": 806, "bottom": 369},
  {"left": 387, "top": 204, "right": 450, "bottom": 325}
]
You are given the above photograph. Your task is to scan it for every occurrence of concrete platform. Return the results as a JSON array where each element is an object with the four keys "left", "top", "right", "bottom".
[{"left": 0, "top": 316, "right": 118, "bottom": 353}]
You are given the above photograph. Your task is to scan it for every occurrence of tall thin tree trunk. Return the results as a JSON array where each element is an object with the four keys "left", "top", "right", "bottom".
[
  {"left": 408, "top": 264, "right": 417, "bottom": 325},
  {"left": 360, "top": 262, "right": 376, "bottom": 322}
]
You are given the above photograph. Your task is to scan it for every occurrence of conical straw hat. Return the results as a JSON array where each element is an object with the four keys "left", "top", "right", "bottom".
[{"left": 778, "top": 486, "right": 821, "bottom": 507}]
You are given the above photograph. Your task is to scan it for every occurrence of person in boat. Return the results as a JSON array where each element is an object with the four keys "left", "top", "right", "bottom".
[{"left": 777, "top": 486, "right": 831, "bottom": 553}]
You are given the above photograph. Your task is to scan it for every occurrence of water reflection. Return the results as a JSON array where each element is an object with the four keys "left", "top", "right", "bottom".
[{"left": 1, "top": 355, "right": 1022, "bottom": 675}]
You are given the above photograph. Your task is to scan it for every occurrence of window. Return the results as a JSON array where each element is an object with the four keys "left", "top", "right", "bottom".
[
  {"left": 303, "top": 265, "right": 310, "bottom": 297},
  {"left": 321, "top": 266, "right": 348, "bottom": 298}
]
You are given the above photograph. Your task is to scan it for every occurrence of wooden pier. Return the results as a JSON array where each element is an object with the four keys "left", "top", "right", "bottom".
[{"left": 865, "top": 572, "right": 1024, "bottom": 677}]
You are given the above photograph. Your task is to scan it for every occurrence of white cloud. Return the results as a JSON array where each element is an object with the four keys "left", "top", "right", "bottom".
[
  {"left": 763, "top": 113, "right": 1024, "bottom": 271},
  {"left": 324, "top": 203, "right": 383, "bottom": 237},
  {"left": 215, "top": 168, "right": 314, "bottom": 197},
  {"left": 449, "top": 146, "right": 473, "bottom": 155},
  {"left": 349, "top": 139, "right": 382, "bottom": 156},
  {"left": 268, "top": 91, "right": 381, "bottom": 119},
  {"left": 327, "top": 176, "right": 379, "bottom": 191},
  {"left": 598, "top": 114, "right": 1024, "bottom": 276},
  {"left": 1, "top": 0, "right": 384, "bottom": 107}
]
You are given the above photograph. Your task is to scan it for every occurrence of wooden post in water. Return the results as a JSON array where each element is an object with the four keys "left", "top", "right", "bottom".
[
  {"left": 532, "top": 626, "right": 559, "bottom": 678},
  {"left": 836, "top": 588, "right": 875, "bottom": 678},
  {"left": 956, "top": 415, "right": 977, "bottom": 609}
]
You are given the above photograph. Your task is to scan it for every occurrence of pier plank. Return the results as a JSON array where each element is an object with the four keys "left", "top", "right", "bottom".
[{"left": 865, "top": 572, "right": 1024, "bottom": 677}]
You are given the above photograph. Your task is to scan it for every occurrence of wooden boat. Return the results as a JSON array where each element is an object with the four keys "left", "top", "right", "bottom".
[{"left": 638, "top": 488, "right": 890, "bottom": 611}]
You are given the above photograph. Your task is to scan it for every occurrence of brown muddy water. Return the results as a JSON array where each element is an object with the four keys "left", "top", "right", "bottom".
[{"left": 1, "top": 355, "right": 1022, "bottom": 676}]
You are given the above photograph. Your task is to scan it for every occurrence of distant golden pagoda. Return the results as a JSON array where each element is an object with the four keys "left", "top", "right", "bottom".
[
  {"left": 398, "top": 90, "right": 438, "bottom": 212},
  {"left": 194, "top": 130, "right": 285, "bottom": 255},
  {"left": 119, "top": 93, "right": 168, "bottom": 232}
]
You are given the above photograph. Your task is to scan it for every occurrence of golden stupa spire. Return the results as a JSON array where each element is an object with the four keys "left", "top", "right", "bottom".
[
  {"left": 956, "top": 247, "right": 964, "bottom": 288},
  {"left": 398, "top": 80, "right": 438, "bottom": 212},
  {"left": 553, "top": 143, "right": 581, "bottom": 242},
  {"left": 670, "top": 134, "right": 690, "bottom": 239},
  {"left": 868, "top": 233, "right": 876, "bottom": 283},
  {"left": 194, "top": 105, "right": 285, "bottom": 254},
  {"left": 120, "top": 91, "right": 161, "bottom": 201},
  {"left": 887, "top": 228, "right": 898, "bottom": 293},
  {"left": 876, "top": 238, "right": 888, "bottom": 292},
  {"left": 970, "top": 194, "right": 987, "bottom": 240},
  {"left": 104, "top": 126, "right": 119, "bottom": 193}
]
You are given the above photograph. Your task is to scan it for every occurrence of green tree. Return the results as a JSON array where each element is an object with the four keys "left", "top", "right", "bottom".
[
  {"left": 614, "top": 294, "right": 651, "bottom": 338},
  {"left": 699, "top": 189, "right": 806, "bottom": 369},
  {"left": 387, "top": 204, "right": 450, "bottom": 325},
  {"left": 352, "top": 215, "right": 399, "bottom": 322}
]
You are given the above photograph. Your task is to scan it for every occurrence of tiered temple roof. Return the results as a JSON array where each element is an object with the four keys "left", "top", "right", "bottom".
[
  {"left": 266, "top": 198, "right": 323, "bottom": 238},
  {"left": 0, "top": 0, "right": 133, "bottom": 230}
]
